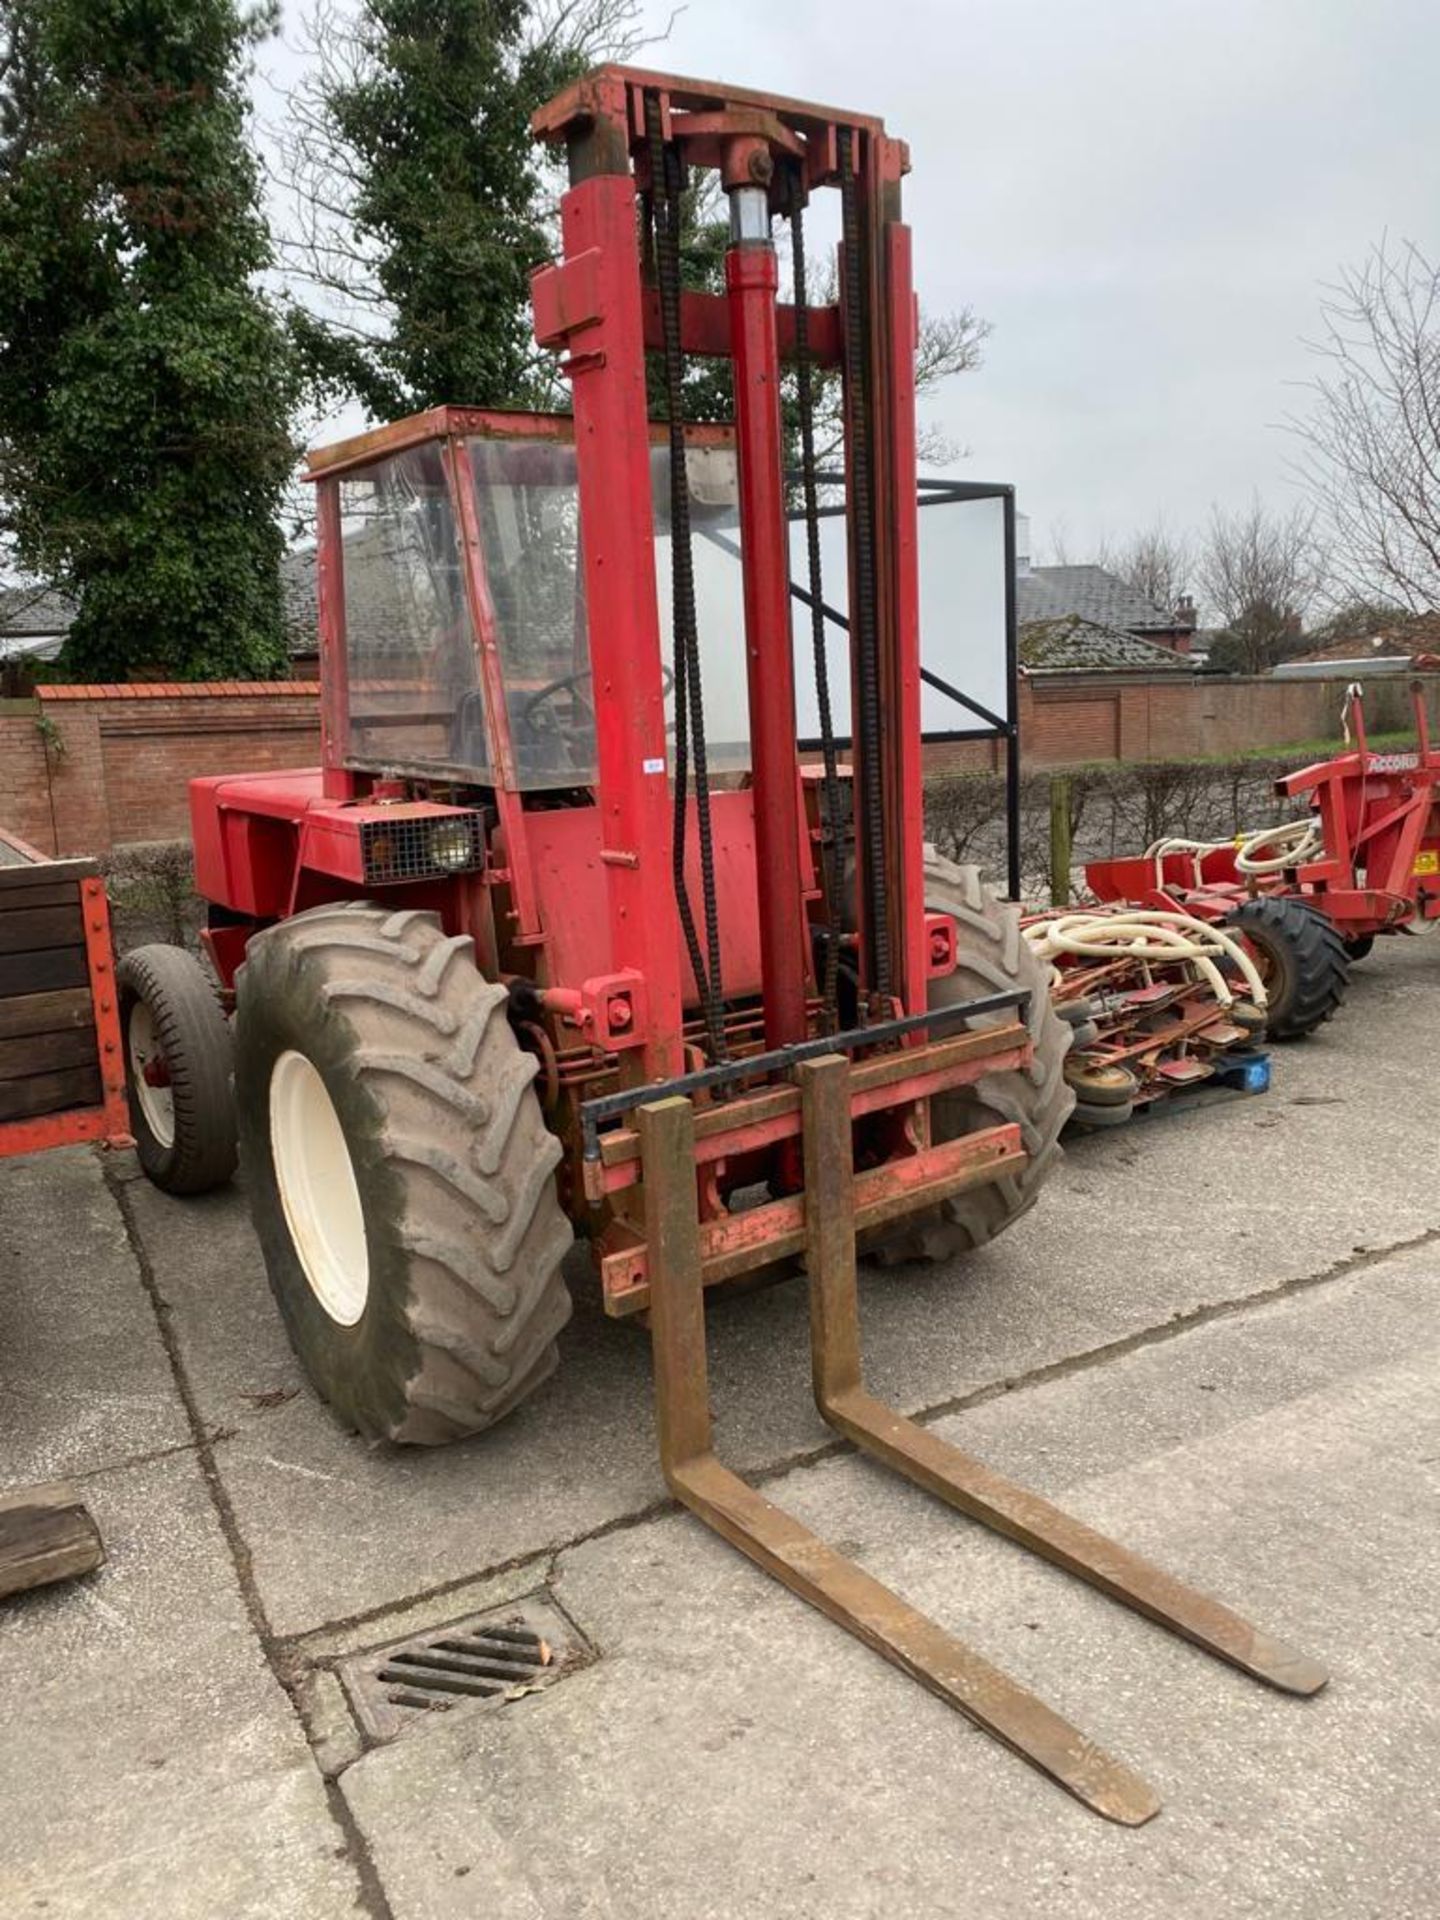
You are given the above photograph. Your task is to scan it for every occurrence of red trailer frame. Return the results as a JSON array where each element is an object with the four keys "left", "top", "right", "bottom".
[{"left": 0, "top": 828, "right": 130, "bottom": 1160}]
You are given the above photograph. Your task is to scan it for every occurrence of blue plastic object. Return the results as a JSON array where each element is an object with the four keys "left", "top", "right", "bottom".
[{"left": 1214, "top": 1049, "right": 1271, "bottom": 1094}]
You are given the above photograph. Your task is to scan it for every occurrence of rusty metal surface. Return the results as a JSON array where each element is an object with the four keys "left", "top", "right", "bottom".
[
  {"left": 602, "top": 1122, "right": 1024, "bottom": 1314},
  {"left": 338, "top": 1596, "right": 580, "bottom": 1745},
  {"left": 797, "top": 1056, "right": 1328, "bottom": 1700},
  {"left": 637, "top": 1091, "right": 1159, "bottom": 1826},
  {"left": 531, "top": 64, "right": 889, "bottom": 148},
  {"left": 597, "top": 1020, "right": 1031, "bottom": 1184},
  {"left": 632, "top": 1062, "right": 1328, "bottom": 1824}
]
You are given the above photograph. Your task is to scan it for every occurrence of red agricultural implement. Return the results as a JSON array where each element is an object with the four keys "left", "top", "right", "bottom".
[
  {"left": 114, "top": 67, "right": 1325, "bottom": 1818},
  {"left": 1087, "top": 681, "right": 1440, "bottom": 1038},
  {"left": 1025, "top": 908, "right": 1270, "bottom": 1127}
]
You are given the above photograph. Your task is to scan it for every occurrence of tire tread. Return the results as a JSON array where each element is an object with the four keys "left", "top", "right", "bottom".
[
  {"left": 118, "top": 944, "right": 237, "bottom": 1195},
  {"left": 867, "top": 852, "right": 1073, "bottom": 1265},
  {"left": 236, "top": 906, "right": 572, "bottom": 1444}
]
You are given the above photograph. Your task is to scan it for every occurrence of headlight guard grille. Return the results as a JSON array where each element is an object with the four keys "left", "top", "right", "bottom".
[{"left": 359, "top": 811, "right": 484, "bottom": 884}]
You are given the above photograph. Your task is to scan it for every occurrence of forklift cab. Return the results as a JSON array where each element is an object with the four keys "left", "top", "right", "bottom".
[{"left": 314, "top": 412, "right": 750, "bottom": 796}]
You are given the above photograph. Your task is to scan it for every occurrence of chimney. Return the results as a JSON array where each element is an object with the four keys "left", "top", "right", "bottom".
[
  {"left": 1174, "top": 597, "right": 1197, "bottom": 632},
  {"left": 1015, "top": 511, "right": 1032, "bottom": 577}
]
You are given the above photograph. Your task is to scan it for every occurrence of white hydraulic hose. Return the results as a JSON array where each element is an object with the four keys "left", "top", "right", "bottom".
[
  {"left": 1025, "top": 908, "right": 1269, "bottom": 1010},
  {"left": 1232, "top": 818, "right": 1325, "bottom": 874},
  {"left": 1145, "top": 835, "right": 1231, "bottom": 859},
  {"left": 1143, "top": 835, "right": 1233, "bottom": 888},
  {"left": 1143, "top": 817, "right": 1324, "bottom": 880}
]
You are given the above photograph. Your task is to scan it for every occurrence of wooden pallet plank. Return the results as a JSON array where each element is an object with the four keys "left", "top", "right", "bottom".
[
  {"left": 0, "top": 1063, "right": 102, "bottom": 1121},
  {"left": 0, "top": 1483, "right": 105, "bottom": 1600},
  {"left": 0, "top": 857, "right": 97, "bottom": 895},
  {"left": 0, "top": 988, "right": 94, "bottom": 1041},
  {"left": 0, "top": 906, "right": 84, "bottom": 955},
  {"left": 0, "top": 1026, "right": 99, "bottom": 1082},
  {"left": 0, "top": 948, "right": 89, "bottom": 997},
  {"left": 0, "top": 881, "right": 85, "bottom": 913}
]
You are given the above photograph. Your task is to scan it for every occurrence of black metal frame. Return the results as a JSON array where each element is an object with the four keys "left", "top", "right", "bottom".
[
  {"left": 801, "top": 476, "right": 1020, "bottom": 900},
  {"left": 578, "top": 985, "right": 1030, "bottom": 1160},
  {"left": 693, "top": 478, "right": 1023, "bottom": 900}
]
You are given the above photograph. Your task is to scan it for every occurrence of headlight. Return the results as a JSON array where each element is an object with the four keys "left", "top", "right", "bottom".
[
  {"left": 359, "top": 811, "right": 482, "bottom": 882},
  {"left": 429, "top": 818, "right": 478, "bottom": 872}
]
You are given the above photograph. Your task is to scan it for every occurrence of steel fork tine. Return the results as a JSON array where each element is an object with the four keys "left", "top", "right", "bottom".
[
  {"left": 639, "top": 1093, "right": 1162, "bottom": 1826},
  {"left": 796, "top": 1054, "right": 1328, "bottom": 1700}
]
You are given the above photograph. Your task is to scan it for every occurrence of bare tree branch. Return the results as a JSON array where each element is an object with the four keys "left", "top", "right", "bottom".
[
  {"left": 1290, "top": 237, "right": 1440, "bottom": 612},
  {"left": 1094, "top": 522, "right": 1194, "bottom": 617},
  {"left": 1197, "top": 497, "right": 1318, "bottom": 672}
]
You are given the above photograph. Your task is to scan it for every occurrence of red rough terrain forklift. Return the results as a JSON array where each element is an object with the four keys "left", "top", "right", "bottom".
[{"left": 118, "top": 67, "right": 1324, "bottom": 1819}]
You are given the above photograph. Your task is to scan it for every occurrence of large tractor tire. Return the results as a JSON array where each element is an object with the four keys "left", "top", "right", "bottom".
[
  {"left": 118, "top": 944, "right": 238, "bottom": 1196},
  {"left": 865, "top": 855, "right": 1075, "bottom": 1265},
  {"left": 233, "top": 904, "right": 574, "bottom": 1445},
  {"left": 1222, "top": 896, "right": 1349, "bottom": 1041}
]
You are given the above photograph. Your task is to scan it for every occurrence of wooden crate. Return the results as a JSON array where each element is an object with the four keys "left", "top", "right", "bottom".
[{"left": 0, "top": 829, "right": 129, "bottom": 1156}]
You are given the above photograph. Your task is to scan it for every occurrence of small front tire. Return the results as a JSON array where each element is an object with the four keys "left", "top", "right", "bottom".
[{"left": 118, "top": 945, "right": 237, "bottom": 1195}]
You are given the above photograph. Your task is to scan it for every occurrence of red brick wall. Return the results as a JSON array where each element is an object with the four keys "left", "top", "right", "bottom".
[
  {"left": 0, "top": 707, "right": 58, "bottom": 851},
  {"left": 1027, "top": 671, "right": 1439, "bottom": 770},
  {"left": 10, "top": 684, "right": 321, "bottom": 855},
  {"left": 3, "top": 673, "right": 1435, "bottom": 856},
  {"left": 1027, "top": 685, "right": 1121, "bottom": 764}
]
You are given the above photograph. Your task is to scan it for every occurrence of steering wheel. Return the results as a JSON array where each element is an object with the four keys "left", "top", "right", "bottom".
[
  {"left": 521, "top": 669, "right": 596, "bottom": 740},
  {"left": 520, "top": 665, "right": 674, "bottom": 742}
]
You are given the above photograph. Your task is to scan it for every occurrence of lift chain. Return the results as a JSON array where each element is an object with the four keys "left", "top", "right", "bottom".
[
  {"left": 645, "top": 92, "right": 727, "bottom": 1063},
  {"left": 788, "top": 176, "right": 844, "bottom": 1033},
  {"left": 837, "top": 126, "right": 891, "bottom": 1013}
]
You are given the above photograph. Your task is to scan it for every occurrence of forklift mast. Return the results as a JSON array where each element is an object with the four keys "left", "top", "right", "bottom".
[{"left": 530, "top": 68, "right": 928, "bottom": 1078}]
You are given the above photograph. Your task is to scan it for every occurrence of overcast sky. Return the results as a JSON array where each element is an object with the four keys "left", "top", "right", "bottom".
[{"left": 259, "top": 0, "right": 1440, "bottom": 561}]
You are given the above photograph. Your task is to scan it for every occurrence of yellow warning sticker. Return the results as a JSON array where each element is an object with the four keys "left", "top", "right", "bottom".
[{"left": 1414, "top": 849, "right": 1439, "bottom": 876}]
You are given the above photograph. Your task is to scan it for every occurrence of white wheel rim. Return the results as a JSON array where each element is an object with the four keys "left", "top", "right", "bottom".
[
  {"left": 127, "top": 1000, "right": 176, "bottom": 1149},
  {"left": 268, "top": 1050, "right": 370, "bottom": 1327}
]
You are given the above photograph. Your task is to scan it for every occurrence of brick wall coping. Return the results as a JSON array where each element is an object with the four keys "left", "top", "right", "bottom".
[
  {"left": 38, "top": 681, "right": 320, "bottom": 702},
  {"left": 36, "top": 668, "right": 1430, "bottom": 706}
]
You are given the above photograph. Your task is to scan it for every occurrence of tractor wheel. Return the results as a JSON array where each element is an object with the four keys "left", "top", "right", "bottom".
[
  {"left": 1064, "top": 1059, "right": 1137, "bottom": 1107},
  {"left": 866, "top": 855, "right": 1075, "bottom": 1265},
  {"left": 233, "top": 904, "right": 574, "bottom": 1446},
  {"left": 1223, "top": 896, "right": 1350, "bottom": 1041},
  {"left": 1343, "top": 934, "right": 1374, "bottom": 963},
  {"left": 1069, "top": 1098, "right": 1135, "bottom": 1130},
  {"left": 118, "top": 944, "right": 237, "bottom": 1195},
  {"left": 1227, "top": 1000, "right": 1269, "bottom": 1037}
]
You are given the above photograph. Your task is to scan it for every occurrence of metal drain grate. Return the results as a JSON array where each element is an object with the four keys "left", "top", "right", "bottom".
[{"left": 338, "top": 1595, "right": 580, "bottom": 1743}]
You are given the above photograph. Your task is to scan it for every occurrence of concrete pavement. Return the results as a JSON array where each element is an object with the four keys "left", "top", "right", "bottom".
[{"left": 2, "top": 933, "right": 1437, "bottom": 1917}]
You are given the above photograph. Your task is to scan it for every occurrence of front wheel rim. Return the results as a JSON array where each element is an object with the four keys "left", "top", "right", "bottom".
[
  {"left": 269, "top": 1050, "right": 370, "bottom": 1327},
  {"left": 127, "top": 1000, "right": 176, "bottom": 1149}
]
